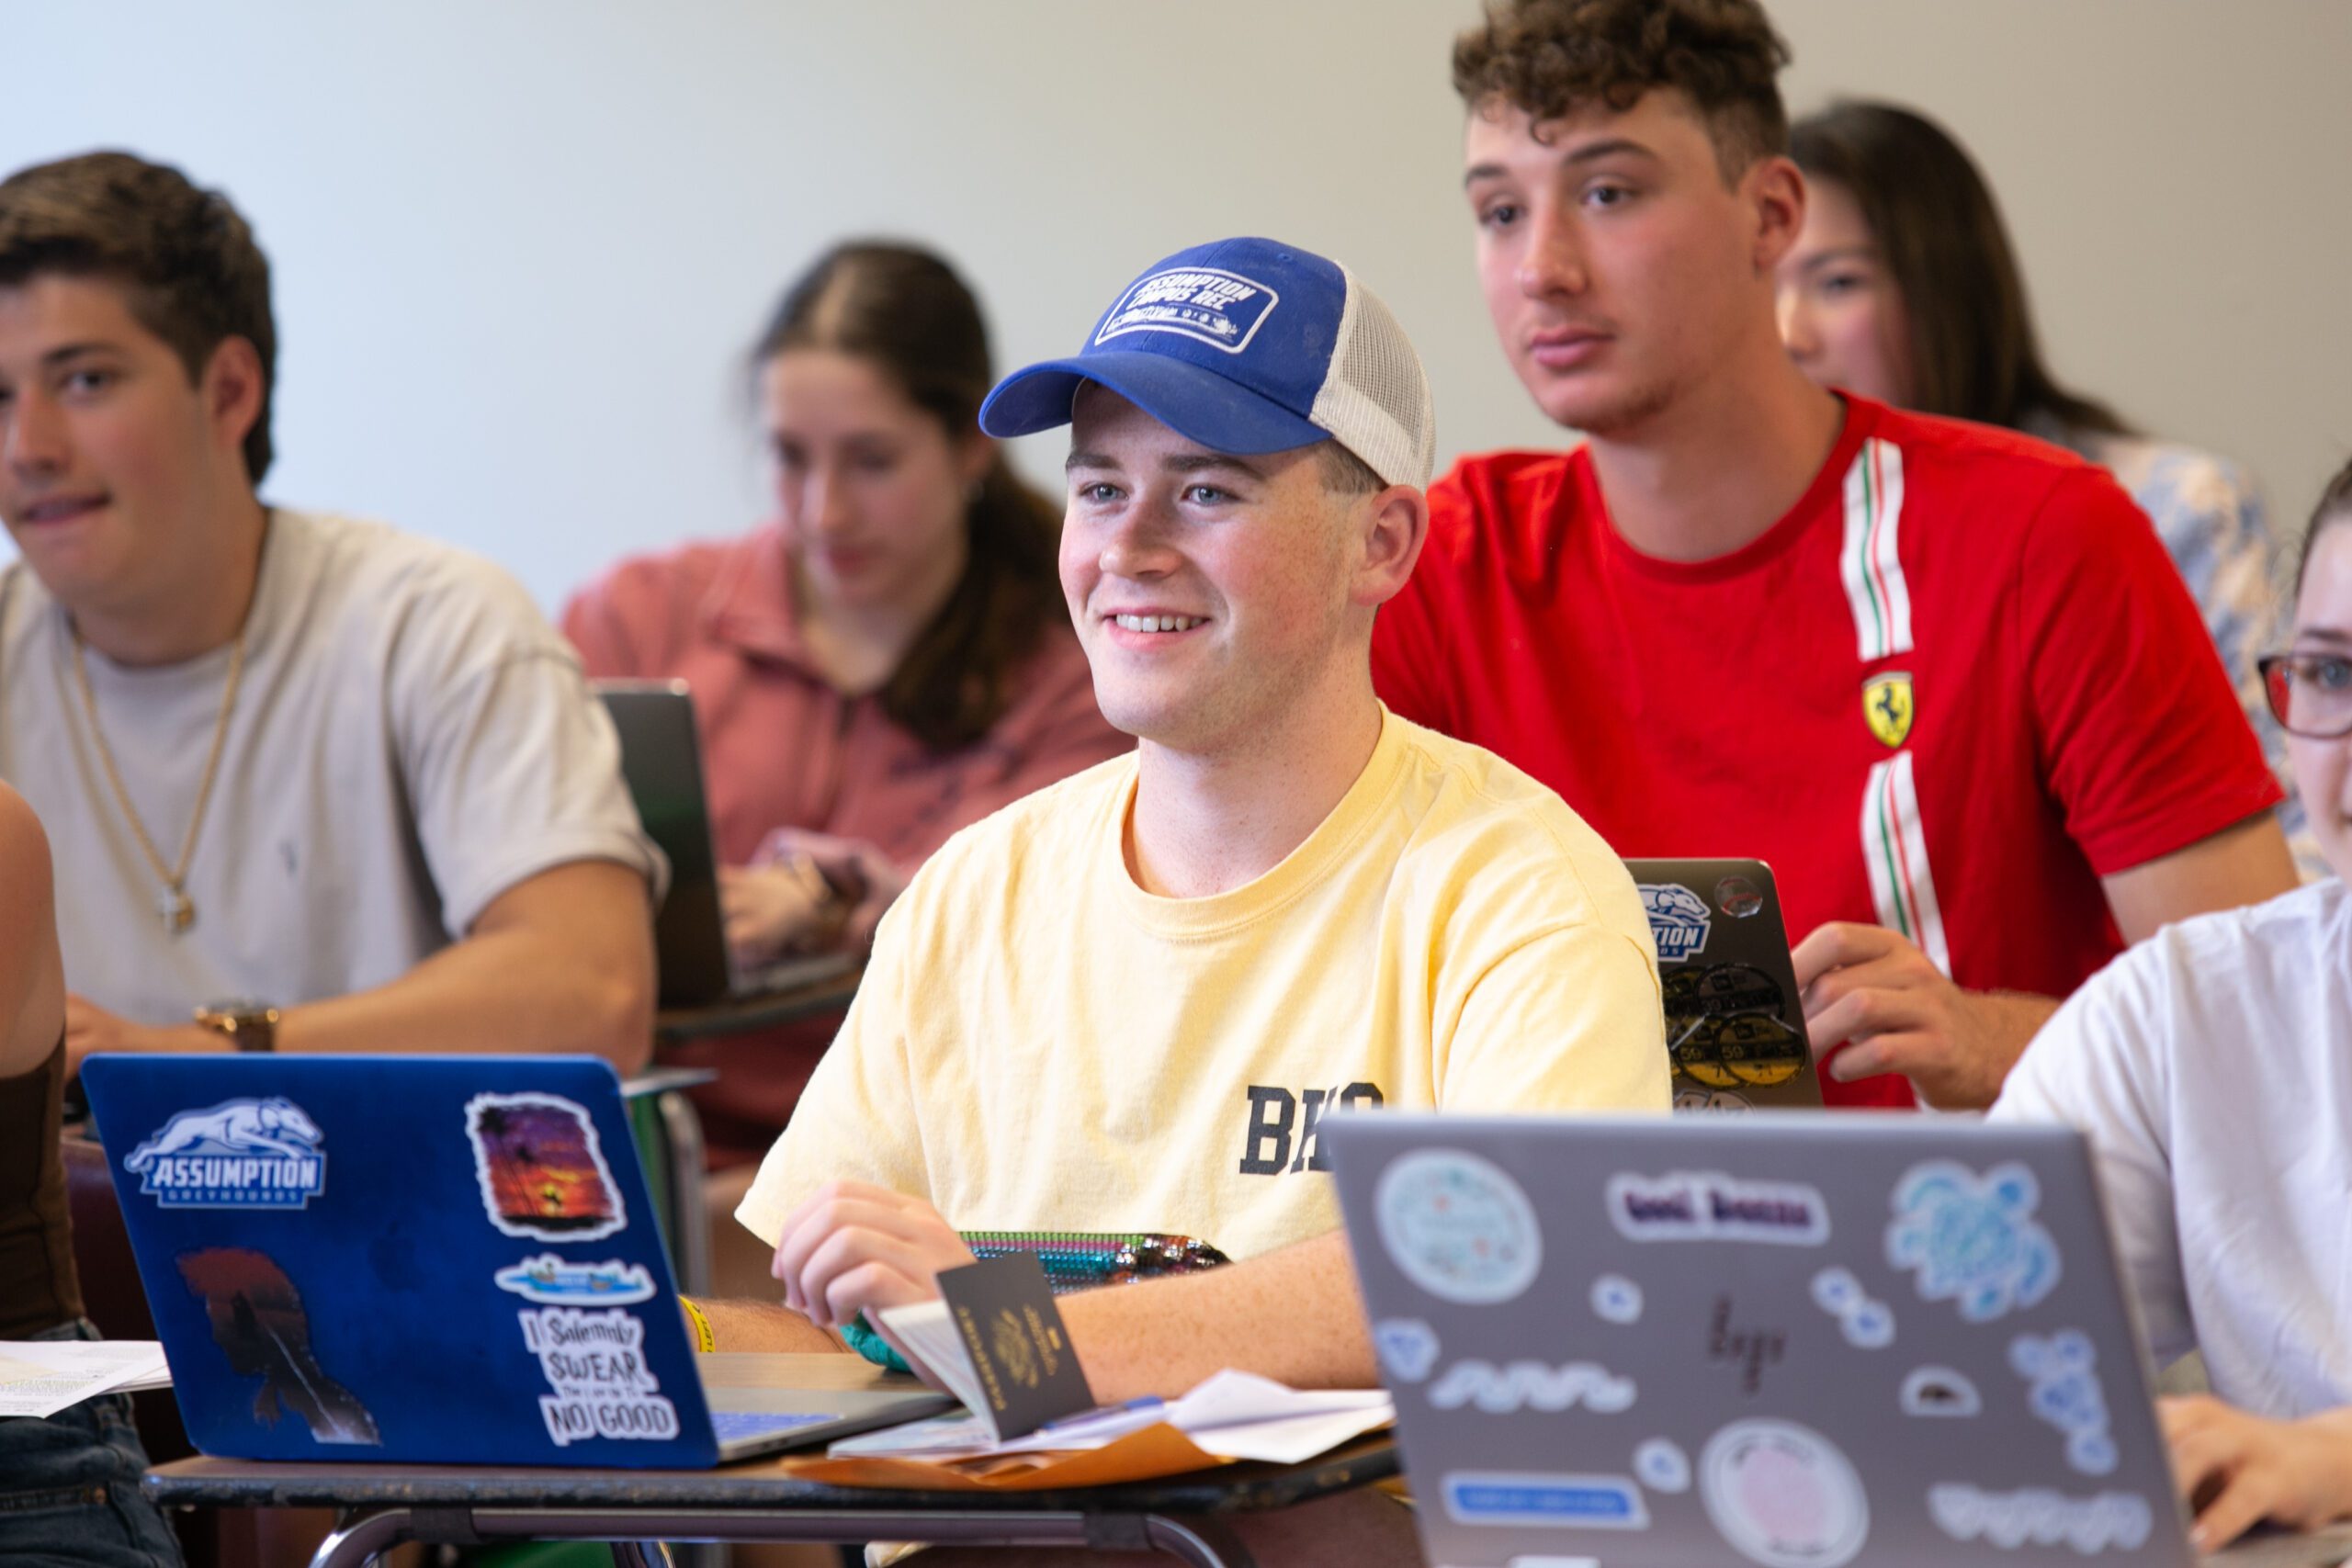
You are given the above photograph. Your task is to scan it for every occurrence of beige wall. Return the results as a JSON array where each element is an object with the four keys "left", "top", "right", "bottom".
[{"left": 4, "top": 1, "right": 2346, "bottom": 607}]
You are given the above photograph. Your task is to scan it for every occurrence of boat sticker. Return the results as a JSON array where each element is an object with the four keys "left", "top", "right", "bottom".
[
  {"left": 1635, "top": 1437, "right": 1691, "bottom": 1493},
  {"left": 1641, "top": 884, "right": 1713, "bottom": 963},
  {"left": 176, "top": 1247, "right": 379, "bottom": 1445},
  {"left": 1809, "top": 1267, "right": 1894, "bottom": 1348},
  {"left": 1899, "top": 1366, "right": 1982, "bottom": 1417},
  {"left": 1700, "top": 1419, "right": 1870, "bottom": 1568},
  {"left": 123, "top": 1098, "right": 326, "bottom": 1210},
  {"left": 1927, "top": 1483, "right": 2151, "bottom": 1553},
  {"left": 2010, "top": 1330, "right": 2117, "bottom": 1475},
  {"left": 518, "top": 1306, "right": 679, "bottom": 1446},
  {"left": 465, "top": 1093, "right": 626, "bottom": 1243},
  {"left": 1590, "top": 1273, "right": 1645, "bottom": 1325},
  {"left": 1608, "top": 1171, "right": 1830, "bottom": 1246},
  {"left": 494, "top": 1255, "right": 658, "bottom": 1306},
  {"left": 1374, "top": 1149, "right": 1542, "bottom": 1304},
  {"left": 1884, "top": 1161, "right": 2058, "bottom": 1322},
  {"left": 1441, "top": 1472, "right": 1651, "bottom": 1530},
  {"left": 1373, "top": 1318, "right": 1440, "bottom": 1383},
  {"left": 1428, "top": 1359, "right": 1636, "bottom": 1415}
]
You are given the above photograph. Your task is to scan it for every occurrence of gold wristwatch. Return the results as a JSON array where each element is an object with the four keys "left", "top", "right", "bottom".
[{"left": 194, "top": 999, "right": 281, "bottom": 1054}]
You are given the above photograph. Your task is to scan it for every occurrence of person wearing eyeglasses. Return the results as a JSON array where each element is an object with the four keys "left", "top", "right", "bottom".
[{"left": 1990, "top": 455, "right": 2352, "bottom": 1553}]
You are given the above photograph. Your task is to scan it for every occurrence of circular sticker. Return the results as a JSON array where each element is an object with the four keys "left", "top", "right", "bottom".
[
  {"left": 1374, "top": 1149, "right": 1543, "bottom": 1305},
  {"left": 1636, "top": 1436, "right": 1693, "bottom": 1493},
  {"left": 1691, "top": 964, "right": 1787, "bottom": 1017},
  {"left": 1715, "top": 875, "right": 1764, "bottom": 918},
  {"left": 1716, "top": 1013, "right": 1808, "bottom": 1087},
  {"left": 1677, "top": 1087, "right": 1756, "bottom": 1113},
  {"left": 1590, "top": 1273, "right": 1645, "bottom": 1325},
  {"left": 1700, "top": 1419, "right": 1870, "bottom": 1568}
]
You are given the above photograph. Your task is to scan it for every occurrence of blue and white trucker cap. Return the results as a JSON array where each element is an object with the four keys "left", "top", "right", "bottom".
[{"left": 979, "top": 236, "right": 1436, "bottom": 489}]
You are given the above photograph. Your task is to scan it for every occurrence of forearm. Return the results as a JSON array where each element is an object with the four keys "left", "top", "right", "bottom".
[
  {"left": 1947, "top": 989, "right": 2062, "bottom": 1108},
  {"left": 691, "top": 1295, "right": 845, "bottom": 1354},
  {"left": 276, "top": 921, "right": 652, "bottom": 1069},
  {"left": 1059, "top": 1231, "right": 1374, "bottom": 1403}
]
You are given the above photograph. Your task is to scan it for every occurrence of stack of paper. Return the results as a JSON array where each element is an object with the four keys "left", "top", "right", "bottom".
[
  {"left": 829, "top": 1368, "right": 1393, "bottom": 1465},
  {"left": 0, "top": 1340, "right": 172, "bottom": 1419}
]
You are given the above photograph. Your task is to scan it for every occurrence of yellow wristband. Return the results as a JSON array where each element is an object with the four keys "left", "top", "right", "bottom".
[{"left": 678, "top": 1293, "right": 717, "bottom": 1353}]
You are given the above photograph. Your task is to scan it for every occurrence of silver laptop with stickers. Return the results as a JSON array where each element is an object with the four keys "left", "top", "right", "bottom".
[{"left": 1328, "top": 1112, "right": 2346, "bottom": 1568}]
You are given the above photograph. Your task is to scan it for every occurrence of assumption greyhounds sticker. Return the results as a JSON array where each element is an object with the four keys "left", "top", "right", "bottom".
[
  {"left": 1640, "top": 884, "right": 1712, "bottom": 963},
  {"left": 123, "top": 1097, "right": 327, "bottom": 1209}
]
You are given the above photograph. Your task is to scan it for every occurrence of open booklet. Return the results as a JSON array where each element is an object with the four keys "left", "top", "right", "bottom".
[
  {"left": 831, "top": 1361, "right": 1394, "bottom": 1466},
  {"left": 860, "top": 1257, "right": 1391, "bottom": 1466}
]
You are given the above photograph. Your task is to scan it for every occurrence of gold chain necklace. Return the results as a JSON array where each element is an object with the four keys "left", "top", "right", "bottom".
[{"left": 68, "top": 615, "right": 251, "bottom": 934}]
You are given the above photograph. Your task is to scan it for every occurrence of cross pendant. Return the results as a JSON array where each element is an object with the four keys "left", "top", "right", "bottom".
[{"left": 158, "top": 887, "right": 195, "bottom": 934}]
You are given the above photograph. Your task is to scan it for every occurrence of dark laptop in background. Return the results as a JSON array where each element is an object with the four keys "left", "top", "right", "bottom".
[
  {"left": 596, "top": 680, "right": 853, "bottom": 1009},
  {"left": 81, "top": 1054, "right": 951, "bottom": 1466},
  {"left": 1624, "top": 858, "right": 1823, "bottom": 1111}
]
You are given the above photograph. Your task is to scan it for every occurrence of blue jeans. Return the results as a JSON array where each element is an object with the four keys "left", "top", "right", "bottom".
[{"left": 0, "top": 1319, "right": 185, "bottom": 1568}]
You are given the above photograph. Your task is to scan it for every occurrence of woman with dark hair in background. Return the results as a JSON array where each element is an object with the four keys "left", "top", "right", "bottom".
[
  {"left": 565, "top": 243, "right": 1125, "bottom": 1271},
  {"left": 1777, "top": 101, "right": 2301, "bottom": 853}
]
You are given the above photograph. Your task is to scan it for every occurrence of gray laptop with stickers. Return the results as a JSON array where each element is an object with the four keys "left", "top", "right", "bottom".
[
  {"left": 1624, "top": 859, "right": 1823, "bottom": 1111},
  {"left": 1327, "top": 1112, "right": 2348, "bottom": 1568}
]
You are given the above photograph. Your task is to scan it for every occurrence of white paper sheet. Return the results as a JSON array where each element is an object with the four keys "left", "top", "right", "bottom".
[
  {"left": 0, "top": 1340, "right": 172, "bottom": 1419},
  {"left": 829, "top": 1368, "right": 1392, "bottom": 1465}
]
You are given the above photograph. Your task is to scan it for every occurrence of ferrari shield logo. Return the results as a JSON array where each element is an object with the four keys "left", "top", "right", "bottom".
[{"left": 1863, "top": 671, "right": 1914, "bottom": 749}]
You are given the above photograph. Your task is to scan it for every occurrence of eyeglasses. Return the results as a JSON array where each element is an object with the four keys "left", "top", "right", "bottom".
[{"left": 2258, "top": 651, "right": 2352, "bottom": 738}]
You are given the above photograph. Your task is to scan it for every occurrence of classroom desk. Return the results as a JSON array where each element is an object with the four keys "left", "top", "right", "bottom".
[
  {"left": 652, "top": 962, "right": 864, "bottom": 1044},
  {"left": 144, "top": 1433, "right": 1399, "bottom": 1568}
]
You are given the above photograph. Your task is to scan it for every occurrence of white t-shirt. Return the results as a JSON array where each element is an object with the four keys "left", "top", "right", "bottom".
[
  {"left": 1991, "top": 879, "right": 2352, "bottom": 1418},
  {"left": 740, "top": 709, "right": 1670, "bottom": 1261},
  {"left": 0, "top": 509, "right": 662, "bottom": 1022}
]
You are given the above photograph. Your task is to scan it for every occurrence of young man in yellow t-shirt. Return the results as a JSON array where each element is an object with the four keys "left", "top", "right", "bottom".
[{"left": 707, "top": 238, "right": 1670, "bottom": 1410}]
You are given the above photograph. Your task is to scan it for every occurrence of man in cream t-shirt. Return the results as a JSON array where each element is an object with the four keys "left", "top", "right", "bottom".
[
  {"left": 0, "top": 150, "right": 661, "bottom": 1073},
  {"left": 708, "top": 239, "right": 1669, "bottom": 1446}
]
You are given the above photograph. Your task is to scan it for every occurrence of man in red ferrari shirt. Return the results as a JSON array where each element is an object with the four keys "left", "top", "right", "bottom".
[{"left": 1374, "top": 0, "right": 2299, "bottom": 1111}]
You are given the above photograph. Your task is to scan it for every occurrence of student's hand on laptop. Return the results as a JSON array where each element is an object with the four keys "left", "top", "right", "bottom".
[
  {"left": 770, "top": 1179, "right": 977, "bottom": 1386},
  {"left": 718, "top": 863, "right": 839, "bottom": 965},
  {"left": 2161, "top": 1395, "right": 2352, "bottom": 1551},
  {"left": 62, "top": 994, "right": 211, "bottom": 1079},
  {"left": 1792, "top": 922, "right": 2033, "bottom": 1110},
  {"left": 751, "top": 828, "right": 908, "bottom": 954}
]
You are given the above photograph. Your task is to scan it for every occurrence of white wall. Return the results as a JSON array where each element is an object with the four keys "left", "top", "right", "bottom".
[{"left": 5, "top": 1, "right": 2346, "bottom": 610}]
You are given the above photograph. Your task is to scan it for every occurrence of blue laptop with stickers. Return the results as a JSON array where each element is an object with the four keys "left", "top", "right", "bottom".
[{"left": 80, "top": 1055, "right": 950, "bottom": 1467}]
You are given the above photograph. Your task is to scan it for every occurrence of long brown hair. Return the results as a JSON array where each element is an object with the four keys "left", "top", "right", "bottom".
[
  {"left": 1789, "top": 101, "right": 2129, "bottom": 436},
  {"left": 753, "top": 242, "right": 1064, "bottom": 753}
]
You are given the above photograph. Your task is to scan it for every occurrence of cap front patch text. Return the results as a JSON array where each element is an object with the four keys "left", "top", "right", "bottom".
[{"left": 1095, "top": 266, "right": 1280, "bottom": 355}]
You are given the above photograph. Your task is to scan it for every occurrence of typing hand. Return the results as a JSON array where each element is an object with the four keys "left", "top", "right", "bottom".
[
  {"left": 62, "top": 994, "right": 212, "bottom": 1080},
  {"left": 752, "top": 828, "right": 907, "bottom": 953},
  {"left": 718, "top": 863, "right": 835, "bottom": 967},
  {"left": 770, "top": 1179, "right": 976, "bottom": 1383},
  {"left": 1791, "top": 921, "right": 2031, "bottom": 1110},
  {"left": 2161, "top": 1395, "right": 2352, "bottom": 1551}
]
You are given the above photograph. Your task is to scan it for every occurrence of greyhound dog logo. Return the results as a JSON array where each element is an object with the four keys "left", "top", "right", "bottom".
[{"left": 124, "top": 1098, "right": 327, "bottom": 1209}]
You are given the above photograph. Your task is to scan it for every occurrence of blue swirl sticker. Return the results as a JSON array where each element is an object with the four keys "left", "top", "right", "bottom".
[{"left": 1884, "top": 1161, "right": 2059, "bottom": 1322}]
